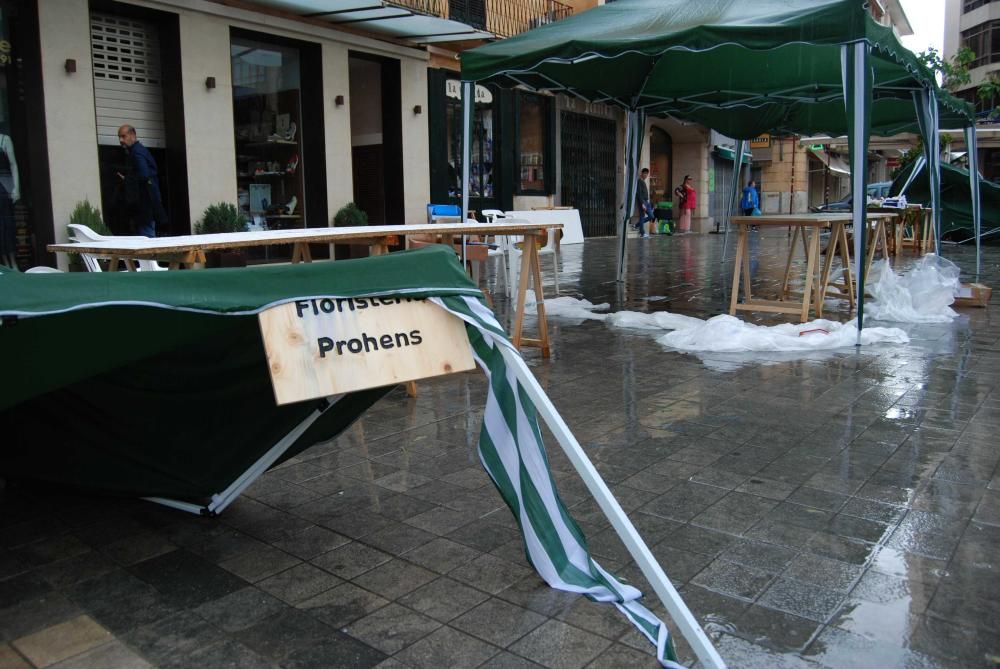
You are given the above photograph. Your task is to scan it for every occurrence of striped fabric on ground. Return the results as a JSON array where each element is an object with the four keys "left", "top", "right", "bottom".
[{"left": 433, "top": 295, "right": 684, "bottom": 669}]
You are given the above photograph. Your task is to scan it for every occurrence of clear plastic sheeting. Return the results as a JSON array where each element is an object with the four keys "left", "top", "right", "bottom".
[
  {"left": 867, "top": 254, "right": 961, "bottom": 323},
  {"left": 522, "top": 292, "right": 910, "bottom": 353},
  {"left": 607, "top": 310, "right": 704, "bottom": 331},
  {"left": 523, "top": 290, "right": 610, "bottom": 322},
  {"left": 657, "top": 315, "right": 909, "bottom": 352}
]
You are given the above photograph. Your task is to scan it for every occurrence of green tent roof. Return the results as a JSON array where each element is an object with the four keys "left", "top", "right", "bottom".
[{"left": 461, "top": 0, "right": 973, "bottom": 138}]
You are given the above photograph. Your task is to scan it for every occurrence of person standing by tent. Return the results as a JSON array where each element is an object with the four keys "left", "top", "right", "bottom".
[
  {"left": 635, "top": 167, "right": 654, "bottom": 237},
  {"left": 740, "top": 179, "right": 760, "bottom": 216},
  {"left": 116, "top": 124, "right": 166, "bottom": 238},
  {"left": 674, "top": 175, "right": 696, "bottom": 233}
]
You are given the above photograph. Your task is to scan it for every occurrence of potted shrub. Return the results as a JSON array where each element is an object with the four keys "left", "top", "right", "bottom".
[
  {"left": 333, "top": 202, "right": 371, "bottom": 259},
  {"left": 66, "top": 200, "right": 111, "bottom": 271},
  {"left": 196, "top": 203, "right": 248, "bottom": 267}
]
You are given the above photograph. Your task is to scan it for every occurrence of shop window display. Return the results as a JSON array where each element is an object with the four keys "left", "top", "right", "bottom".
[
  {"left": 231, "top": 36, "right": 304, "bottom": 234},
  {"left": 517, "top": 93, "right": 548, "bottom": 194},
  {"left": 445, "top": 81, "right": 494, "bottom": 200}
]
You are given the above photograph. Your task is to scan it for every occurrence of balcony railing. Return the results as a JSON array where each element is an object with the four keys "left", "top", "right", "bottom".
[{"left": 390, "top": 0, "right": 572, "bottom": 38}]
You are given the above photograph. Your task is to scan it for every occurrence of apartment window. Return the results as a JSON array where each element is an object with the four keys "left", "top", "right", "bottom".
[
  {"left": 964, "top": 0, "right": 997, "bottom": 12},
  {"left": 962, "top": 20, "right": 1000, "bottom": 68},
  {"left": 516, "top": 93, "right": 552, "bottom": 194}
]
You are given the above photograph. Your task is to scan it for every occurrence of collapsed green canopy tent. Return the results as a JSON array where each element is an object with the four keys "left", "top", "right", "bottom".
[
  {"left": 459, "top": 0, "right": 977, "bottom": 333},
  {"left": 891, "top": 158, "right": 1000, "bottom": 239},
  {"left": 1, "top": 246, "right": 721, "bottom": 667},
  {"left": 0, "top": 246, "right": 485, "bottom": 508}
]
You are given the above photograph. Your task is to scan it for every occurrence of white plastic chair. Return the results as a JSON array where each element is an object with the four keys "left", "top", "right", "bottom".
[
  {"left": 504, "top": 215, "right": 560, "bottom": 296},
  {"left": 67, "top": 224, "right": 166, "bottom": 272},
  {"left": 481, "top": 209, "right": 511, "bottom": 295},
  {"left": 25, "top": 266, "right": 64, "bottom": 273}
]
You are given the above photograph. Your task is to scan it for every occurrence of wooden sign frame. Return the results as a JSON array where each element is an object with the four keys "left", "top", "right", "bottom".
[{"left": 259, "top": 297, "right": 475, "bottom": 405}]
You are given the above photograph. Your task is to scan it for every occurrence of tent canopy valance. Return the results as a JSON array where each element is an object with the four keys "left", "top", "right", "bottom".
[{"left": 460, "top": 0, "right": 973, "bottom": 139}]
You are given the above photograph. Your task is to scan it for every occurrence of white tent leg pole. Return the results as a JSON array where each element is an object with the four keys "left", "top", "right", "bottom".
[
  {"left": 497, "top": 344, "right": 726, "bottom": 669},
  {"left": 617, "top": 110, "right": 640, "bottom": 282},
  {"left": 843, "top": 42, "right": 871, "bottom": 346},
  {"left": 722, "top": 139, "right": 747, "bottom": 262},
  {"left": 897, "top": 154, "right": 926, "bottom": 198},
  {"left": 143, "top": 396, "right": 340, "bottom": 516},
  {"left": 966, "top": 125, "right": 982, "bottom": 277},
  {"left": 461, "top": 81, "right": 473, "bottom": 264},
  {"left": 928, "top": 90, "right": 942, "bottom": 256}
]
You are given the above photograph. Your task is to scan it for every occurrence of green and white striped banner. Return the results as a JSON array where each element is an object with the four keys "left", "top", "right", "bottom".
[{"left": 434, "top": 296, "right": 684, "bottom": 669}]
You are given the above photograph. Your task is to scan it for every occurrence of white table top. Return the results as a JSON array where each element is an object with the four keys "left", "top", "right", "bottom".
[{"left": 50, "top": 221, "right": 563, "bottom": 257}]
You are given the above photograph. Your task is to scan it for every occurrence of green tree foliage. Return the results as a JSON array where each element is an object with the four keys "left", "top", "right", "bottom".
[{"left": 918, "top": 46, "right": 999, "bottom": 118}]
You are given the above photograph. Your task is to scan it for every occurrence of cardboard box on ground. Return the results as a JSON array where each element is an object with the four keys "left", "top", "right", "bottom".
[{"left": 954, "top": 283, "right": 992, "bottom": 308}]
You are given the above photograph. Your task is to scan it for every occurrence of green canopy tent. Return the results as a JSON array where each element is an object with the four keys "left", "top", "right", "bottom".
[
  {"left": 890, "top": 156, "right": 1000, "bottom": 243},
  {"left": 2, "top": 246, "right": 715, "bottom": 668},
  {"left": 459, "top": 0, "right": 976, "bottom": 334}
]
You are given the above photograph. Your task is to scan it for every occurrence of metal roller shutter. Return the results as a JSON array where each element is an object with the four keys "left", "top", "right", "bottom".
[{"left": 90, "top": 13, "right": 165, "bottom": 148}]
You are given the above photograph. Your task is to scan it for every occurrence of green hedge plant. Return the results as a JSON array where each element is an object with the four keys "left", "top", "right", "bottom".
[
  {"left": 333, "top": 202, "right": 368, "bottom": 227},
  {"left": 68, "top": 200, "right": 110, "bottom": 236},
  {"left": 196, "top": 203, "right": 247, "bottom": 234}
]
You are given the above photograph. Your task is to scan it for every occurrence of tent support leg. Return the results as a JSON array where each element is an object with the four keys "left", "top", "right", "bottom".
[
  {"left": 142, "top": 397, "right": 340, "bottom": 516},
  {"left": 497, "top": 345, "right": 726, "bottom": 669}
]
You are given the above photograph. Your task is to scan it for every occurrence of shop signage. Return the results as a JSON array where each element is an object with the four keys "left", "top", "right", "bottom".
[
  {"left": 258, "top": 297, "right": 475, "bottom": 405},
  {"left": 446, "top": 80, "right": 494, "bottom": 104},
  {"left": 750, "top": 134, "right": 771, "bottom": 149},
  {"left": 0, "top": 40, "right": 10, "bottom": 67}
]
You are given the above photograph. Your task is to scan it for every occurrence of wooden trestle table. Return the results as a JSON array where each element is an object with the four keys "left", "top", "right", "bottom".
[{"left": 48, "top": 221, "right": 562, "bottom": 358}]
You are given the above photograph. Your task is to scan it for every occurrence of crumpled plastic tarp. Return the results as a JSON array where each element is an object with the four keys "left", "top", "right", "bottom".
[
  {"left": 656, "top": 315, "right": 908, "bottom": 352},
  {"left": 523, "top": 290, "right": 610, "bottom": 321},
  {"left": 522, "top": 292, "right": 909, "bottom": 351},
  {"left": 866, "top": 254, "right": 960, "bottom": 323}
]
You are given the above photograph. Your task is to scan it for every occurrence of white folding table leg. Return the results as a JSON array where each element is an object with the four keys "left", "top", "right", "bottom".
[{"left": 498, "top": 345, "right": 726, "bottom": 669}]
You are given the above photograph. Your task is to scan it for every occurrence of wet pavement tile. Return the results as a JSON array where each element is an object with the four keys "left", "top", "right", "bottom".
[{"left": 3, "top": 234, "right": 999, "bottom": 667}]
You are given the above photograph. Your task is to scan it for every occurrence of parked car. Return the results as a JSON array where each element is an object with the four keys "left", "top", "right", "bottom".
[{"left": 810, "top": 181, "right": 892, "bottom": 212}]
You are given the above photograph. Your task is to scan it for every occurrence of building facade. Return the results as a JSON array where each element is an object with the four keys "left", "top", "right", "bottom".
[
  {"left": 9, "top": 0, "right": 611, "bottom": 270},
  {"left": 945, "top": 0, "right": 1000, "bottom": 181}
]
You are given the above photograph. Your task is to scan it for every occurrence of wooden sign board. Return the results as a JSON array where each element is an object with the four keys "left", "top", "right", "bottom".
[{"left": 259, "top": 297, "right": 476, "bottom": 405}]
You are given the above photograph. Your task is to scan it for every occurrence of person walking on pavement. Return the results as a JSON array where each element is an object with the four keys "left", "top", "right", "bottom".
[
  {"left": 116, "top": 124, "right": 166, "bottom": 237},
  {"left": 740, "top": 179, "right": 760, "bottom": 216},
  {"left": 674, "top": 175, "right": 696, "bottom": 233},
  {"left": 635, "top": 167, "right": 654, "bottom": 237}
]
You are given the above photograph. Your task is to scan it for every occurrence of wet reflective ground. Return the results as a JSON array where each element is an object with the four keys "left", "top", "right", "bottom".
[{"left": 2, "top": 231, "right": 998, "bottom": 668}]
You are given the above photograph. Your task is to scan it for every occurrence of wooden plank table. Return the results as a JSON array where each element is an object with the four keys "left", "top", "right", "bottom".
[
  {"left": 729, "top": 213, "right": 895, "bottom": 321},
  {"left": 49, "top": 221, "right": 562, "bottom": 358}
]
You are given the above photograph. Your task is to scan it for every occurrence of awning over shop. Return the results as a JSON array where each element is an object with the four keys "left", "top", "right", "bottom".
[
  {"left": 239, "top": 0, "right": 492, "bottom": 44},
  {"left": 808, "top": 148, "right": 851, "bottom": 175},
  {"left": 713, "top": 145, "right": 752, "bottom": 164}
]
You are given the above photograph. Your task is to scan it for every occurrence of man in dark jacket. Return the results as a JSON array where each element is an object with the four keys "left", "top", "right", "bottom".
[
  {"left": 117, "top": 124, "right": 165, "bottom": 237},
  {"left": 635, "top": 167, "right": 654, "bottom": 237}
]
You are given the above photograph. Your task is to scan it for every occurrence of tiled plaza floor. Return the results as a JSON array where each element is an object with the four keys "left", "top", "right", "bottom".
[{"left": 2, "top": 230, "right": 999, "bottom": 668}]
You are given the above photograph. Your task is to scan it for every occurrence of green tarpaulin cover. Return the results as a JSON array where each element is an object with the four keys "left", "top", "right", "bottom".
[{"left": 0, "top": 246, "right": 481, "bottom": 502}]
